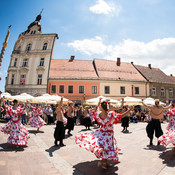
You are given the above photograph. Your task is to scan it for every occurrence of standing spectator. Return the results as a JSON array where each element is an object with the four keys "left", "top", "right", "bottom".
[
  {"left": 21, "top": 104, "right": 27, "bottom": 125},
  {"left": 46, "top": 105, "right": 53, "bottom": 124}
]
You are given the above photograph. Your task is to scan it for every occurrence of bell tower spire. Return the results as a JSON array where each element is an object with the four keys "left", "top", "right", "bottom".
[{"left": 22, "top": 9, "right": 44, "bottom": 35}]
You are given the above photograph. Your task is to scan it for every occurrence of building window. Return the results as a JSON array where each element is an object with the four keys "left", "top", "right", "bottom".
[
  {"left": 104, "top": 86, "right": 110, "bottom": 94},
  {"left": 68, "top": 85, "right": 73, "bottom": 94},
  {"left": 169, "top": 88, "right": 173, "bottom": 97},
  {"left": 42, "top": 43, "right": 47, "bottom": 50},
  {"left": 161, "top": 87, "right": 165, "bottom": 97},
  {"left": 11, "top": 74, "right": 15, "bottom": 85},
  {"left": 13, "top": 58, "right": 17, "bottom": 67},
  {"left": 59, "top": 85, "right": 64, "bottom": 94},
  {"left": 22, "top": 59, "right": 28, "bottom": 67},
  {"left": 20, "top": 75, "right": 26, "bottom": 85},
  {"left": 135, "top": 87, "right": 139, "bottom": 95},
  {"left": 51, "top": 85, "right": 56, "bottom": 93},
  {"left": 30, "top": 31, "right": 36, "bottom": 35},
  {"left": 120, "top": 86, "right": 125, "bottom": 94},
  {"left": 37, "top": 74, "right": 42, "bottom": 85},
  {"left": 92, "top": 86, "right": 97, "bottom": 94},
  {"left": 152, "top": 87, "right": 156, "bottom": 97},
  {"left": 39, "top": 58, "right": 45, "bottom": 66},
  {"left": 26, "top": 43, "right": 32, "bottom": 51},
  {"left": 79, "top": 85, "right": 84, "bottom": 94}
]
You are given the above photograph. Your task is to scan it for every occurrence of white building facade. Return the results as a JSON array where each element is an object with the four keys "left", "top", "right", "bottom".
[{"left": 5, "top": 13, "right": 58, "bottom": 96}]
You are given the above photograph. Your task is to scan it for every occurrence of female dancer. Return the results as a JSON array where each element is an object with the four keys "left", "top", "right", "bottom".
[
  {"left": 158, "top": 101, "right": 175, "bottom": 151},
  {"left": 75, "top": 98, "right": 132, "bottom": 169},
  {"left": 29, "top": 104, "right": 46, "bottom": 132},
  {"left": 54, "top": 97, "right": 66, "bottom": 147},
  {"left": 1, "top": 98, "right": 30, "bottom": 146}
]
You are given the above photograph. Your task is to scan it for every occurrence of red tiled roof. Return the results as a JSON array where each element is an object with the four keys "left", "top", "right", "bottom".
[
  {"left": 134, "top": 65, "right": 175, "bottom": 84},
  {"left": 49, "top": 59, "right": 98, "bottom": 79},
  {"left": 169, "top": 75, "right": 175, "bottom": 83},
  {"left": 94, "top": 59, "right": 146, "bottom": 81}
]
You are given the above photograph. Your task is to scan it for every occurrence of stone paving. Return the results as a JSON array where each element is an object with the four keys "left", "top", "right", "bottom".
[{"left": 0, "top": 121, "right": 175, "bottom": 175}]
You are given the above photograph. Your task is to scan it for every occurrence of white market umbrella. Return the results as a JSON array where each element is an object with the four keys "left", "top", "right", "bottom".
[
  {"left": 143, "top": 97, "right": 166, "bottom": 106},
  {"left": 123, "top": 96, "right": 142, "bottom": 106},
  {"left": 85, "top": 96, "right": 120, "bottom": 106},
  {"left": 11, "top": 93, "right": 34, "bottom": 103},
  {"left": 1, "top": 92, "right": 13, "bottom": 101},
  {"left": 29, "top": 93, "right": 68, "bottom": 104}
]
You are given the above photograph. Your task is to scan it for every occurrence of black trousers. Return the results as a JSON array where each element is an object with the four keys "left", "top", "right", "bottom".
[
  {"left": 54, "top": 121, "right": 65, "bottom": 141},
  {"left": 146, "top": 119, "right": 163, "bottom": 139}
]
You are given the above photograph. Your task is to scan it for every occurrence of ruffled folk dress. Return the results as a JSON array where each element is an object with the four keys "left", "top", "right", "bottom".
[
  {"left": 29, "top": 107, "right": 46, "bottom": 128},
  {"left": 1, "top": 105, "right": 30, "bottom": 146},
  {"left": 158, "top": 108, "right": 175, "bottom": 146},
  {"left": 75, "top": 111, "right": 121, "bottom": 161}
]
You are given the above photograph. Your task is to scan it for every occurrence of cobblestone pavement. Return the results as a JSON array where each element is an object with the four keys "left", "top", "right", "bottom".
[{"left": 0, "top": 122, "right": 175, "bottom": 175}]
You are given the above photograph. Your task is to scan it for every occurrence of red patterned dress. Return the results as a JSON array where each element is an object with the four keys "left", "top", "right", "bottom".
[
  {"left": 1, "top": 105, "right": 30, "bottom": 145},
  {"left": 158, "top": 107, "right": 175, "bottom": 146},
  {"left": 75, "top": 111, "right": 121, "bottom": 161},
  {"left": 29, "top": 107, "right": 46, "bottom": 128}
]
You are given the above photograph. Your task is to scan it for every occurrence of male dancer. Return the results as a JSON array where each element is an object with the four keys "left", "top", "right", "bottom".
[{"left": 142, "top": 99, "right": 172, "bottom": 146}]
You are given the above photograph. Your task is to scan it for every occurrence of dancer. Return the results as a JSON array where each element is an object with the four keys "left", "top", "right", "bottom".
[
  {"left": 1, "top": 98, "right": 30, "bottom": 147},
  {"left": 121, "top": 106, "right": 130, "bottom": 132},
  {"left": 84, "top": 106, "right": 91, "bottom": 130},
  {"left": 29, "top": 104, "right": 46, "bottom": 132},
  {"left": 158, "top": 101, "right": 175, "bottom": 151},
  {"left": 75, "top": 98, "right": 133, "bottom": 169},
  {"left": 142, "top": 99, "right": 172, "bottom": 146},
  {"left": 54, "top": 97, "right": 66, "bottom": 147},
  {"left": 65, "top": 101, "right": 75, "bottom": 135}
]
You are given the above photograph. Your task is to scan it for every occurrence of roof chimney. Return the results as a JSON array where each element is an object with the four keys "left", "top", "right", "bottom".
[
  {"left": 170, "top": 74, "right": 173, "bottom": 76},
  {"left": 117, "top": 57, "right": 121, "bottom": 66},
  {"left": 69, "top": 55, "right": 75, "bottom": 62},
  {"left": 148, "top": 64, "right": 151, "bottom": 69},
  {"left": 131, "top": 61, "right": 133, "bottom": 64}
]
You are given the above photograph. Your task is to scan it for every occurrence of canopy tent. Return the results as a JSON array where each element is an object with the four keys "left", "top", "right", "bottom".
[
  {"left": 143, "top": 97, "right": 166, "bottom": 106},
  {"left": 29, "top": 94, "right": 69, "bottom": 104},
  {"left": 85, "top": 96, "right": 120, "bottom": 106},
  {"left": 121, "top": 96, "right": 142, "bottom": 106}
]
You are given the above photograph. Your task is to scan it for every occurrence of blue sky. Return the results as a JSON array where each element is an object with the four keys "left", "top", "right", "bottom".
[{"left": 1, "top": 0, "right": 175, "bottom": 92}]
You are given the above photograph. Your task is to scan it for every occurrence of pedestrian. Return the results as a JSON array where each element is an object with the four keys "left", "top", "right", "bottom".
[
  {"left": 54, "top": 97, "right": 66, "bottom": 147},
  {"left": 142, "top": 99, "right": 172, "bottom": 146},
  {"left": 75, "top": 98, "right": 132, "bottom": 169},
  {"left": 1, "top": 98, "right": 30, "bottom": 147},
  {"left": 158, "top": 101, "right": 175, "bottom": 151}
]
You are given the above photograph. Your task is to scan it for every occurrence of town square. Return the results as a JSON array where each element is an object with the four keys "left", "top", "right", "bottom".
[{"left": 0, "top": 0, "right": 175, "bottom": 175}]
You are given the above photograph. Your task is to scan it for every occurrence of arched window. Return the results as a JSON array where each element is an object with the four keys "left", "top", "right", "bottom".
[
  {"left": 42, "top": 43, "right": 47, "bottom": 50},
  {"left": 26, "top": 43, "right": 32, "bottom": 51}
]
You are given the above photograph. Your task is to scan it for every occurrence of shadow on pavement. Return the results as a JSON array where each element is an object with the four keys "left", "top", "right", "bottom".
[
  {"left": 144, "top": 145, "right": 167, "bottom": 152},
  {"left": 45, "top": 145, "right": 60, "bottom": 157},
  {"left": 73, "top": 160, "right": 119, "bottom": 175},
  {"left": 28, "top": 130, "right": 44, "bottom": 135},
  {"left": 159, "top": 149, "right": 175, "bottom": 167},
  {"left": 0, "top": 143, "right": 27, "bottom": 152}
]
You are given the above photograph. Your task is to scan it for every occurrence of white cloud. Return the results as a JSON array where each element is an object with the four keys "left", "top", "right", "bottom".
[
  {"left": 67, "top": 37, "right": 175, "bottom": 75},
  {"left": 89, "top": 0, "right": 121, "bottom": 16},
  {"left": 67, "top": 36, "right": 107, "bottom": 55}
]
